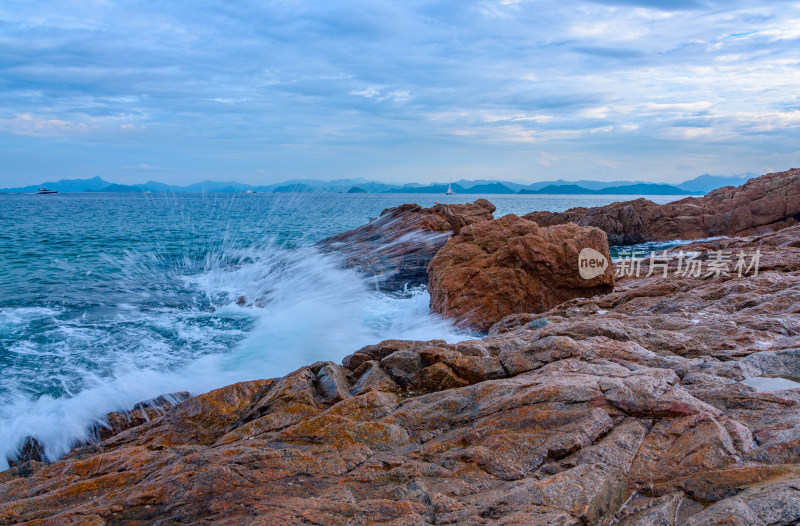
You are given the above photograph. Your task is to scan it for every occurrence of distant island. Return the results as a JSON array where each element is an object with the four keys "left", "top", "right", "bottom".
[
  {"left": 518, "top": 182, "right": 703, "bottom": 195},
  {"left": 0, "top": 173, "right": 757, "bottom": 196}
]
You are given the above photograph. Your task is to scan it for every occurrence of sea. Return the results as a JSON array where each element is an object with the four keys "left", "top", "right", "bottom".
[{"left": 0, "top": 191, "right": 688, "bottom": 469}]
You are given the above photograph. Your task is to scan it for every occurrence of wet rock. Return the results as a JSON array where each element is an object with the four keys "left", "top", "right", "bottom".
[
  {"left": 315, "top": 363, "right": 352, "bottom": 403},
  {"left": 96, "top": 392, "right": 190, "bottom": 441},
  {"left": 318, "top": 199, "right": 495, "bottom": 290},
  {"left": 349, "top": 339, "right": 443, "bottom": 363},
  {"left": 8, "top": 438, "right": 44, "bottom": 466}
]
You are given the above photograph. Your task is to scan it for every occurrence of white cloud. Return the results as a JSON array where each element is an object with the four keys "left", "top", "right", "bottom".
[
  {"left": 580, "top": 106, "right": 611, "bottom": 119},
  {"left": 351, "top": 87, "right": 382, "bottom": 98},
  {"left": 537, "top": 151, "right": 558, "bottom": 167},
  {"left": 760, "top": 19, "right": 800, "bottom": 41},
  {"left": 0, "top": 114, "right": 95, "bottom": 137},
  {"left": 387, "top": 90, "right": 411, "bottom": 102},
  {"left": 639, "top": 101, "right": 713, "bottom": 113},
  {"left": 663, "top": 127, "right": 719, "bottom": 141},
  {"left": 350, "top": 86, "right": 410, "bottom": 103},
  {"left": 210, "top": 98, "right": 250, "bottom": 104},
  {"left": 731, "top": 110, "right": 800, "bottom": 132}
]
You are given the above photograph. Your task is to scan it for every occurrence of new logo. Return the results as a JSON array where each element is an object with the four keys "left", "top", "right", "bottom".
[{"left": 578, "top": 248, "right": 609, "bottom": 279}]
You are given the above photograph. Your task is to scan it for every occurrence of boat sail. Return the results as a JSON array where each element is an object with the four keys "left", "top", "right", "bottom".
[{"left": 446, "top": 181, "right": 455, "bottom": 195}]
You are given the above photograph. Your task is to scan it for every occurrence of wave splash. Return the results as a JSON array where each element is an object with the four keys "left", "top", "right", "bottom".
[{"left": 0, "top": 243, "right": 471, "bottom": 470}]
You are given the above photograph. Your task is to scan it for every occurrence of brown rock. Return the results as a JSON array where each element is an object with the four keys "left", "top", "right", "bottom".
[
  {"left": 441, "top": 354, "right": 507, "bottom": 384},
  {"left": 614, "top": 493, "right": 703, "bottom": 525},
  {"left": 380, "top": 349, "right": 425, "bottom": 388},
  {"left": 96, "top": 392, "right": 190, "bottom": 441},
  {"left": 683, "top": 474, "right": 800, "bottom": 526},
  {"left": 486, "top": 463, "right": 627, "bottom": 524},
  {"left": 349, "top": 360, "right": 400, "bottom": 395},
  {"left": 7, "top": 438, "right": 44, "bottom": 466},
  {"left": 427, "top": 214, "right": 614, "bottom": 331},
  {"left": 499, "top": 335, "right": 584, "bottom": 375},
  {"left": 525, "top": 168, "right": 800, "bottom": 245},
  {"left": 627, "top": 412, "right": 740, "bottom": 492},
  {"left": 418, "top": 362, "right": 470, "bottom": 391},
  {"left": 315, "top": 363, "right": 352, "bottom": 403},
  {"left": 318, "top": 199, "right": 495, "bottom": 290},
  {"left": 672, "top": 464, "right": 797, "bottom": 502}
]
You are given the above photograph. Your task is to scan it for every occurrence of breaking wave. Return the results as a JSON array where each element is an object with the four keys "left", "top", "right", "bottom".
[{"left": 0, "top": 241, "right": 471, "bottom": 470}]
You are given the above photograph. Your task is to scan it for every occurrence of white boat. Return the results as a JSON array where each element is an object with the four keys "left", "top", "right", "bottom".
[{"left": 446, "top": 181, "right": 455, "bottom": 195}]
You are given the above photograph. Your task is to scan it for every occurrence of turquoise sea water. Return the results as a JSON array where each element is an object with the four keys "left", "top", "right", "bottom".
[{"left": 0, "top": 191, "right": 687, "bottom": 468}]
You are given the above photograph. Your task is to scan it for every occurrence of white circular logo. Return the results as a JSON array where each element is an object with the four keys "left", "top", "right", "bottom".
[{"left": 578, "top": 248, "right": 609, "bottom": 279}]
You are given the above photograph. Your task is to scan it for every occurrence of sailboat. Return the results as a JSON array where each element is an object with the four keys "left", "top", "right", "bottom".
[{"left": 446, "top": 180, "right": 455, "bottom": 195}]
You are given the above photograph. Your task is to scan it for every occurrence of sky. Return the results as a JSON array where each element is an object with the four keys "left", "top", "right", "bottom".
[{"left": 1, "top": 0, "right": 799, "bottom": 186}]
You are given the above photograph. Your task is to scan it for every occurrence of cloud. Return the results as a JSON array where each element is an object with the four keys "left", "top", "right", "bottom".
[
  {"left": 350, "top": 86, "right": 412, "bottom": 103},
  {"left": 537, "top": 151, "right": 558, "bottom": 166},
  {"left": 351, "top": 87, "right": 382, "bottom": 98},
  {"left": 0, "top": 113, "right": 96, "bottom": 137},
  {"left": 0, "top": 0, "right": 799, "bottom": 185}
]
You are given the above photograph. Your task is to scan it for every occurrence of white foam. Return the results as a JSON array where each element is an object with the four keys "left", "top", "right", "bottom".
[
  {"left": 0, "top": 307, "right": 60, "bottom": 331},
  {"left": 1, "top": 245, "right": 471, "bottom": 470}
]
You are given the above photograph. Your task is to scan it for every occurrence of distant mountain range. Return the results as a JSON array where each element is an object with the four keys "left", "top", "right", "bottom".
[
  {"left": 519, "top": 182, "right": 708, "bottom": 195},
  {"left": 0, "top": 173, "right": 758, "bottom": 196}
]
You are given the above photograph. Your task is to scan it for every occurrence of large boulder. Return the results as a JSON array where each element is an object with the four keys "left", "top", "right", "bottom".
[
  {"left": 525, "top": 168, "right": 800, "bottom": 245},
  {"left": 318, "top": 199, "right": 495, "bottom": 290},
  {"left": 427, "top": 214, "right": 614, "bottom": 331}
]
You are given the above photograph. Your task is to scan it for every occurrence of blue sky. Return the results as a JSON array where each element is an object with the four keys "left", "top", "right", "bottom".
[{"left": 1, "top": 0, "right": 799, "bottom": 186}]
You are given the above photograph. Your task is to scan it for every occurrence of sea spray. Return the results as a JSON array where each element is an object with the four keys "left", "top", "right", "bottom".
[{"left": 0, "top": 240, "right": 471, "bottom": 469}]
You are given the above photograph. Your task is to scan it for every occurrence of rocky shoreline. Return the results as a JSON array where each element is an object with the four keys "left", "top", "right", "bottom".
[
  {"left": 526, "top": 168, "right": 800, "bottom": 245},
  {"left": 2, "top": 170, "right": 800, "bottom": 525}
]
